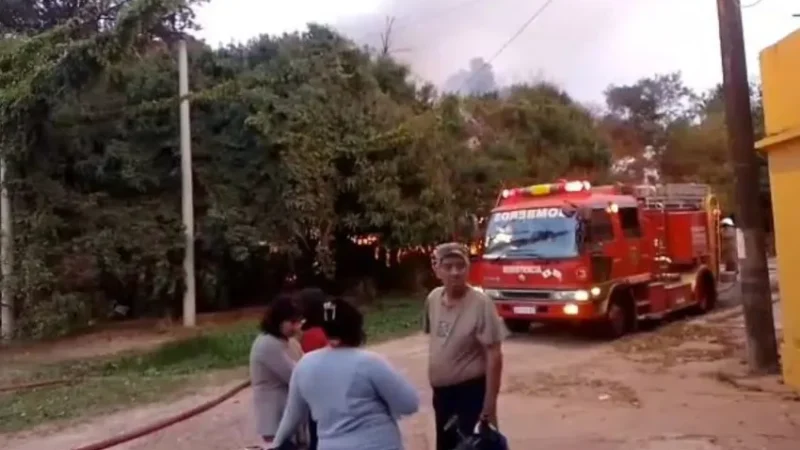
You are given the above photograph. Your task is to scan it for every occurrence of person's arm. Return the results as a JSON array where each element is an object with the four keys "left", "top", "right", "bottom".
[
  {"left": 262, "top": 337, "right": 296, "bottom": 384},
  {"left": 422, "top": 296, "right": 431, "bottom": 334},
  {"left": 475, "top": 296, "right": 509, "bottom": 425},
  {"left": 272, "top": 368, "right": 310, "bottom": 447},
  {"left": 422, "top": 287, "right": 441, "bottom": 334},
  {"left": 365, "top": 353, "right": 420, "bottom": 417}
]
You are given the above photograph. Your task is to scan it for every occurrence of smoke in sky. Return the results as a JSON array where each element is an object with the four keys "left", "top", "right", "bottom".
[
  {"left": 330, "top": 0, "right": 797, "bottom": 103},
  {"left": 194, "top": 0, "right": 799, "bottom": 103}
]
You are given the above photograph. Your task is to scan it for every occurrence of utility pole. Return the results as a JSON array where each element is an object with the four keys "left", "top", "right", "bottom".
[
  {"left": 0, "top": 156, "right": 13, "bottom": 340},
  {"left": 715, "top": 0, "right": 778, "bottom": 373},
  {"left": 178, "top": 39, "right": 196, "bottom": 327}
]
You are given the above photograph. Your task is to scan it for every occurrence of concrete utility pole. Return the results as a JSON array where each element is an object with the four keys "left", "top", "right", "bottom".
[
  {"left": 0, "top": 156, "right": 13, "bottom": 340},
  {"left": 715, "top": 0, "right": 779, "bottom": 373},
  {"left": 178, "top": 39, "right": 196, "bottom": 327}
]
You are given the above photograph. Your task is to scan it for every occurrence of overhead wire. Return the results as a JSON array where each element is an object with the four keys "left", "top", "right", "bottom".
[
  {"left": 457, "top": 0, "right": 557, "bottom": 93},
  {"left": 740, "top": 0, "right": 766, "bottom": 8}
]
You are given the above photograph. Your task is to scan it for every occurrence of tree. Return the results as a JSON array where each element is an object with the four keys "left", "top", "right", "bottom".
[
  {"left": 0, "top": 0, "right": 612, "bottom": 338},
  {"left": 602, "top": 72, "right": 698, "bottom": 184},
  {"left": 601, "top": 73, "right": 769, "bottom": 215},
  {"left": 0, "top": 0, "right": 205, "bottom": 36},
  {"left": 0, "top": 0, "right": 205, "bottom": 336}
]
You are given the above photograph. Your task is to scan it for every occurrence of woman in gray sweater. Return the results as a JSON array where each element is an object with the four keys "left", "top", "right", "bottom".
[{"left": 249, "top": 295, "right": 306, "bottom": 446}]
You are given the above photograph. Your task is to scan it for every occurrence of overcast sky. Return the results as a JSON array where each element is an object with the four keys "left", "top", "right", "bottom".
[{"left": 194, "top": 0, "right": 799, "bottom": 103}]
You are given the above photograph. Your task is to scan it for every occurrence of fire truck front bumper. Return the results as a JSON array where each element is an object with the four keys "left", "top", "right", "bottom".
[
  {"left": 475, "top": 286, "right": 608, "bottom": 322},
  {"left": 493, "top": 300, "right": 603, "bottom": 321}
]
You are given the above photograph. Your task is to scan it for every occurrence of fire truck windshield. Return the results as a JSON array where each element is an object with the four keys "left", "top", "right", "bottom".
[{"left": 482, "top": 208, "right": 579, "bottom": 260}]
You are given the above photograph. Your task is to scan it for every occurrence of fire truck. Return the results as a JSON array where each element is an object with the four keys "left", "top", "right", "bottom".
[{"left": 469, "top": 180, "right": 721, "bottom": 338}]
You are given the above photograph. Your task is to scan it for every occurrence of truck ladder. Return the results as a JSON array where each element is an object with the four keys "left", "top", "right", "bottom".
[{"left": 632, "top": 183, "right": 711, "bottom": 211}]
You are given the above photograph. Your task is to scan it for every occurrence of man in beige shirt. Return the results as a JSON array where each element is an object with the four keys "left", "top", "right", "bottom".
[{"left": 423, "top": 242, "right": 508, "bottom": 450}]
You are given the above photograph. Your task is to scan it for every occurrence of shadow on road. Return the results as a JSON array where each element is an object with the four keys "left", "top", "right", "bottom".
[{"left": 506, "top": 323, "right": 607, "bottom": 349}]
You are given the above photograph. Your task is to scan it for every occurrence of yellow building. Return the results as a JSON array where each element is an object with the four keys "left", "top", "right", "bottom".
[{"left": 756, "top": 28, "right": 800, "bottom": 389}]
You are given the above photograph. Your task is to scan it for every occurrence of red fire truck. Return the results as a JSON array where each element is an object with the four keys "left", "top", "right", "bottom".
[{"left": 469, "top": 180, "right": 721, "bottom": 337}]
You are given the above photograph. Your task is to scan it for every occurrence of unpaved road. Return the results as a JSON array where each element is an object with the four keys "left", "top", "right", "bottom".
[{"left": 4, "top": 311, "right": 800, "bottom": 450}]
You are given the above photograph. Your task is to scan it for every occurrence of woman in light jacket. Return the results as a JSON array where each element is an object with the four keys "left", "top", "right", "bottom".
[
  {"left": 250, "top": 295, "right": 306, "bottom": 446},
  {"left": 270, "top": 297, "right": 419, "bottom": 450}
]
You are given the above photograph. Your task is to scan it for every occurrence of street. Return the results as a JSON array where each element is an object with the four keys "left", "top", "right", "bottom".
[{"left": 3, "top": 299, "right": 799, "bottom": 450}]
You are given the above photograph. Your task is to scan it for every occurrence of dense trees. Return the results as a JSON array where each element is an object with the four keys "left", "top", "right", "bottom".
[
  {"left": 601, "top": 71, "right": 767, "bottom": 213},
  {"left": 0, "top": 0, "right": 611, "bottom": 337},
  {"left": 0, "top": 1, "right": 767, "bottom": 339}
]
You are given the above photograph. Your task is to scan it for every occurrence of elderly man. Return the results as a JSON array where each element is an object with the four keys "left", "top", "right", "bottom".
[{"left": 423, "top": 242, "right": 508, "bottom": 450}]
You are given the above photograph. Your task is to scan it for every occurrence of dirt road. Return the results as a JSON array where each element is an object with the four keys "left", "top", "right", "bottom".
[{"left": 4, "top": 308, "right": 800, "bottom": 450}]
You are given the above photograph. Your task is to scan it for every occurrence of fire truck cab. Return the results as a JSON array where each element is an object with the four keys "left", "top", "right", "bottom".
[{"left": 470, "top": 180, "right": 721, "bottom": 337}]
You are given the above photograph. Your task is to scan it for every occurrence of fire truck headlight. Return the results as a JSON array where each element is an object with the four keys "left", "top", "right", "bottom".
[
  {"left": 590, "top": 286, "right": 602, "bottom": 297},
  {"left": 573, "top": 290, "right": 590, "bottom": 301},
  {"left": 563, "top": 303, "right": 579, "bottom": 315},
  {"left": 553, "top": 290, "right": 591, "bottom": 302},
  {"left": 484, "top": 289, "right": 501, "bottom": 299}
]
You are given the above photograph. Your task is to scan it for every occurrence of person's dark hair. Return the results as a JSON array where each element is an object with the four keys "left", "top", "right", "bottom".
[
  {"left": 296, "top": 287, "right": 327, "bottom": 330},
  {"left": 259, "top": 294, "right": 302, "bottom": 338},
  {"left": 321, "top": 297, "right": 365, "bottom": 347}
]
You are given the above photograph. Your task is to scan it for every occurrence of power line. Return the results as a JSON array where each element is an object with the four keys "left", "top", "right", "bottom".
[
  {"left": 457, "top": 0, "right": 557, "bottom": 93},
  {"left": 741, "top": 0, "right": 766, "bottom": 8}
]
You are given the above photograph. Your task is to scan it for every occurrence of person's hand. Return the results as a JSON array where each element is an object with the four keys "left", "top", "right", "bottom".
[
  {"left": 259, "top": 439, "right": 278, "bottom": 450},
  {"left": 479, "top": 403, "right": 498, "bottom": 427}
]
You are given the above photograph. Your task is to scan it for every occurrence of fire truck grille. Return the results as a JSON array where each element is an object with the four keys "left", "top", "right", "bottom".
[{"left": 496, "top": 290, "right": 552, "bottom": 300}]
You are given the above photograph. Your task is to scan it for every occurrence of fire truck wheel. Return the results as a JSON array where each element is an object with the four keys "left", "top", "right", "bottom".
[
  {"left": 605, "top": 293, "right": 634, "bottom": 339},
  {"left": 504, "top": 319, "right": 531, "bottom": 334}
]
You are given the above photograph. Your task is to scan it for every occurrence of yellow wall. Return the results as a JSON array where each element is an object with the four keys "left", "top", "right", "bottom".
[{"left": 756, "top": 27, "right": 800, "bottom": 389}]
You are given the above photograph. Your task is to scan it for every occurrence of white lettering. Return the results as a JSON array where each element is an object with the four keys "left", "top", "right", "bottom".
[
  {"left": 497, "top": 208, "right": 565, "bottom": 221},
  {"left": 502, "top": 265, "right": 543, "bottom": 274}
]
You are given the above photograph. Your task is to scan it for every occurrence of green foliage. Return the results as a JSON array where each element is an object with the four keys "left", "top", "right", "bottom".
[{"left": 0, "top": 0, "right": 610, "bottom": 338}]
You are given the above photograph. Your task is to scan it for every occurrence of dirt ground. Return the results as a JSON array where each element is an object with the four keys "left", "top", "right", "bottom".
[{"left": 2, "top": 304, "right": 799, "bottom": 450}]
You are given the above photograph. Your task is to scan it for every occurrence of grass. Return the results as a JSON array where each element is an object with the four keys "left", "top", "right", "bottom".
[{"left": 0, "top": 298, "right": 422, "bottom": 433}]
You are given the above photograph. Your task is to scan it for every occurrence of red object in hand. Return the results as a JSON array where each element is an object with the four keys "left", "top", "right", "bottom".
[{"left": 300, "top": 326, "right": 329, "bottom": 353}]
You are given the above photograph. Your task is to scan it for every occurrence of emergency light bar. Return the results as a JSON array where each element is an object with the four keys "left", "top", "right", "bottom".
[{"left": 501, "top": 180, "right": 591, "bottom": 199}]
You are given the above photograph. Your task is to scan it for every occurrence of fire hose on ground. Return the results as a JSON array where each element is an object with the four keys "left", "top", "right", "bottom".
[
  {"left": 70, "top": 379, "right": 252, "bottom": 450},
  {"left": 0, "top": 376, "right": 252, "bottom": 450}
]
